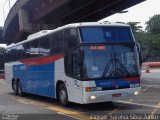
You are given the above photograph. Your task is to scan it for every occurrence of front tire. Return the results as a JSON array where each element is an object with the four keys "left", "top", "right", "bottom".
[{"left": 58, "top": 84, "right": 69, "bottom": 106}]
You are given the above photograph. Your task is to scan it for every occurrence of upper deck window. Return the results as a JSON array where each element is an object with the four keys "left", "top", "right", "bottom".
[{"left": 80, "top": 26, "right": 133, "bottom": 43}]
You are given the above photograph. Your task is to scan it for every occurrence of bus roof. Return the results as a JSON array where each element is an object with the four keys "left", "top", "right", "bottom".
[
  {"left": 64, "top": 22, "right": 129, "bottom": 28},
  {"left": 6, "top": 22, "right": 130, "bottom": 49}
]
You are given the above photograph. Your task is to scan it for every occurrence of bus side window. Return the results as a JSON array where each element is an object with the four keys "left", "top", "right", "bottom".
[
  {"left": 65, "top": 51, "right": 81, "bottom": 79},
  {"left": 65, "top": 54, "right": 72, "bottom": 77},
  {"left": 30, "top": 39, "right": 40, "bottom": 58},
  {"left": 16, "top": 45, "right": 23, "bottom": 60},
  {"left": 23, "top": 43, "right": 30, "bottom": 59},
  {"left": 55, "top": 31, "right": 63, "bottom": 53},
  {"left": 64, "top": 28, "right": 79, "bottom": 51},
  {"left": 10, "top": 47, "right": 17, "bottom": 61},
  {"left": 50, "top": 30, "right": 63, "bottom": 55},
  {"left": 39, "top": 36, "right": 50, "bottom": 56},
  {"left": 72, "top": 52, "right": 81, "bottom": 79},
  {"left": 5, "top": 49, "right": 10, "bottom": 62}
]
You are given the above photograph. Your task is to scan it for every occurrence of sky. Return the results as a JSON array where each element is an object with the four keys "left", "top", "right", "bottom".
[
  {"left": 0, "top": 0, "right": 160, "bottom": 28},
  {"left": 100, "top": 0, "right": 160, "bottom": 30},
  {"left": 0, "top": 0, "right": 17, "bottom": 27}
]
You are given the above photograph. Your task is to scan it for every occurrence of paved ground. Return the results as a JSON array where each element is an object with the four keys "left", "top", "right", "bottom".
[
  {"left": 0, "top": 80, "right": 76, "bottom": 120},
  {"left": 0, "top": 74, "right": 160, "bottom": 120}
]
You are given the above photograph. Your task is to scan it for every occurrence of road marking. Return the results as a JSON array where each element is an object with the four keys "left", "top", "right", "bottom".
[
  {"left": 102, "top": 108, "right": 119, "bottom": 120},
  {"left": 0, "top": 81, "right": 5, "bottom": 84},
  {"left": 142, "top": 86, "right": 150, "bottom": 91},
  {"left": 140, "top": 93, "right": 160, "bottom": 95},
  {"left": 17, "top": 99, "right": 49, "bottom": 107},
  {"left": 157, "top": 102, "right": 160, "bottom": 107},
  {"left": 141, "top": 84, "right": 160, "bottom": 87},
  {"left": 16, "top": 99, "right": 31, "bottom": 104},
  {"left": 117, "top": 101, "right": 160, "bottom": 109},
  {"left": 109, "top": 109, "right": 154, "bottom": 112},
  {"left": 128, "top": 99, "right": 133, "bottom": 102},
  {"left": 57, "top": 112, "right": 82, "bottom": 120},
  {"left": 149, "top": 102, "right": 160, "bottom": 120},
  {"left": 138, "top": 95, "right": 160, "bottom": 97},
  {"left": 16, "top": 98, "right": 89, "bottom": 120},
  {"left": 15, "top": 97, "right": 160, "bottom": 120},
  {"left": 109, "top": 108, "right": 119, "bottom": 114},
  {"left": 132, "top": 100, "right": 160, "bottom": 102},
  {"left": 47, "top": 106, "right": 89, "bottom": 120}
]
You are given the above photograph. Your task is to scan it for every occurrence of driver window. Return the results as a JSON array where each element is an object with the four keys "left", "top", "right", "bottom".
[
  {"left": 65, "top": 51, "right": 82, "bottom": 79},
  {"left": 72, "top": 52, "right": 81, "bottom": 78}
]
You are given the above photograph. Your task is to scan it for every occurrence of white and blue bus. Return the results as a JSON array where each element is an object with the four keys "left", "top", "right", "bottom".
[{"left": 5, "top": 22, "right": 141, "bottom": 106}]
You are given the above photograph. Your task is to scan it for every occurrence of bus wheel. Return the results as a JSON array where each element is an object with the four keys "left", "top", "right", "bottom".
[
  {"left": 13, "top": 80, "right": 18, "bottom": 95},
  {"left": 59, "top": 84, "right": 69, "bottom": 106},
  {"left": 17, "top": 81, "right": 23, "bottom": 96}
]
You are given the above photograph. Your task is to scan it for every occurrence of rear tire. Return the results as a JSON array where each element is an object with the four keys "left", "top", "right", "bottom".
[
  {"left": 17, "top": 81, "right": 24, "bottom": 96},
  {"left": 58, "top": 84, "right": 69, "bottom": 106},
  {"left": 13, "top": 80, "right": 18, "bottom": 95}
]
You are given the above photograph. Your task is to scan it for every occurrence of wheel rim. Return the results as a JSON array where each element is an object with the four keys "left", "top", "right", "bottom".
[{"left": 60, "top": 89, "right": 67, "bottom": 105}]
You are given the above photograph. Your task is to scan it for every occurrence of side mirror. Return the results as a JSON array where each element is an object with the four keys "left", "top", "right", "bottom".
[{"left": 136, "top": 43, "right": 143, "bottom": 66}]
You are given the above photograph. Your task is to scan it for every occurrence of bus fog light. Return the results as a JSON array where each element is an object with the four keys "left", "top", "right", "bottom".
[
  {"left": 134, "top": 91, "right": 139, "bottom": 95},
  {"left": 91, "top": 96, "right": 96, "bottom": 100}
]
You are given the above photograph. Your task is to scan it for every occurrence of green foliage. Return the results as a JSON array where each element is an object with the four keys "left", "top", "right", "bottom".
[
  {"left": 127, "top": 22, "right": 142, "bottom": 33},
  {"left": 146, "top": 15, "right": 160, "bottom": 35},
  {"left": 129, "top": 14, "right": 160, "bottom": 62}
]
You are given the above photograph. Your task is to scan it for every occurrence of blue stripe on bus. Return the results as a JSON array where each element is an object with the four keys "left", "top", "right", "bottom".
[
  {"left": 94, "top": 78, "right": 140, "bottom": 88},
  {"left": 13, "top": 62, "right": 55, "bottom": 98}
]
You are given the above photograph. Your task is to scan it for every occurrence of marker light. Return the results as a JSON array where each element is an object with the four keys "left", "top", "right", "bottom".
[
  {"left": 91, "top": 96, "right": 96, "bottom": 100},
  {"left": 85, "top": 87, "right": 102, "bottom": 92},
  {"left": 86, "top": 87, "right": 91, "bottom": 92}
]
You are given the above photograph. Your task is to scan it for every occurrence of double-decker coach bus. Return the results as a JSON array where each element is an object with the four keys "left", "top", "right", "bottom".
[{"left": 5, "top": 22, "right": 141, "bottom": 106}]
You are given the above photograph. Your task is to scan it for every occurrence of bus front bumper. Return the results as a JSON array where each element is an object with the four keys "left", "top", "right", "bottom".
[{"left": 82, "top": 87, "right": 141, "bottom": 104}]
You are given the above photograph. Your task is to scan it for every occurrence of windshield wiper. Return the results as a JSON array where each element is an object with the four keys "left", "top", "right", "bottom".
[
  {"left": 102, "top": 60, "right": 112, "bottom": 77},
  {"left": 102, "top": 58, "right": 130, "bottom": 78},
  {"left": 115, "top": 58, "right": 130, "bottom": 76}
]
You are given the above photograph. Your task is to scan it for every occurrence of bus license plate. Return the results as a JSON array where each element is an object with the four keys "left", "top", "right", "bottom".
[{"left": 112, "top": 93, "right": 121, "bottom": 98}]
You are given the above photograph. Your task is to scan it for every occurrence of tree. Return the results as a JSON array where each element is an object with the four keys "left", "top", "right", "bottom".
[
  {"left": 127, "top": 15, "right": 160, "bottom": 62},
  {"left": 127, "top": 22, "right": 142, "bottom": 33},
  {"left": 146, "top": 14, "right": 160, "bottom": 35},
  {"left": 127, "top": 17, "right": 160, "bottom": 62}
]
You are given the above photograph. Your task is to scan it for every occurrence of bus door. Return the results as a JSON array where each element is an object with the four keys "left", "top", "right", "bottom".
[{"left": 65, "top": 50, "right": 83, "bottom": 102}]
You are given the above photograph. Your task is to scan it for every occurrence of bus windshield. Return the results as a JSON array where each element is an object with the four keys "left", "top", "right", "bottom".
[
  {"left": 80, "top": 27, "right": 133, "bottom": 42},
  {"left": 83, "top": 45, "right": 139, "bottom": 79}
]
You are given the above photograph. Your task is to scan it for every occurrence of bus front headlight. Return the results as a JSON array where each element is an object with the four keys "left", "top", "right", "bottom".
[
  {"left": 134, "top": 91, "right": 140, "bottom": 95},
  {"left": 91, "top": 96, "right": 96, "bottom": 100}
]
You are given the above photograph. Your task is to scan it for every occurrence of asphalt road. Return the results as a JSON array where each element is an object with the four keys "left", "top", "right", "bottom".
[
  {"left": 0, "top": 75, "right": 160, "bottom": 120},
  {"left": 0, "top": 80, "right": 77, "bottom": 120}
]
